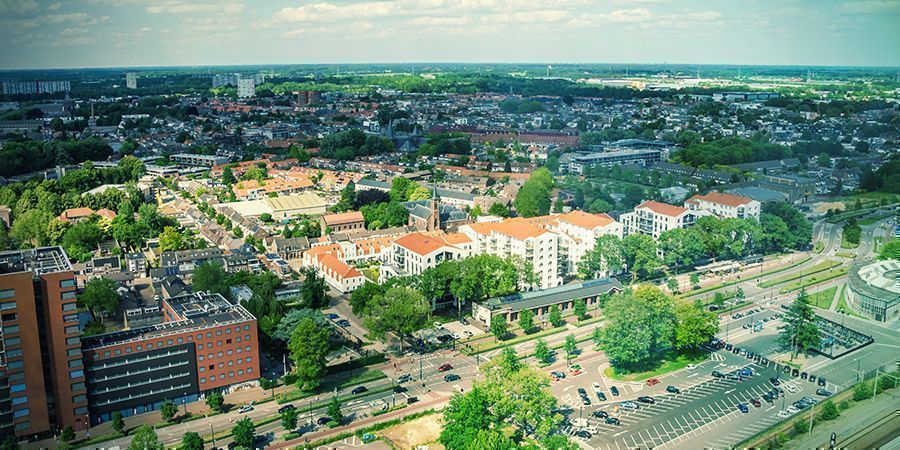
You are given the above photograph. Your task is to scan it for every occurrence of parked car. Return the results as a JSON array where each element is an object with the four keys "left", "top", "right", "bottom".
[
  {"left": 592, "top": 382, "right": 602, "bottom": 391},
  {"left": 444, "top": 374, "right": 461, "bottom": 382},
  {"left": 438, "top": 363, "right": 453, "bottom": 372},
  {"left": 238, "top": 405, "right": 254, "bottom": 414},
  {"left": 725, "top": 344, "right": 734, "bottom": 351},
  {"left": 393, "top": 385, "right": 407, "bottom": 393},
  {"left": 278, "top": 404, "right": 295, "bottom": 414},
  {"left": 351, "top": 386, "right": 368, "bottom": 395},
  {"left": 592, "top": 410, "right": 609, "bottom": 419},
  {"left": 605, "top": 417, "right": 621, "bottom": 425},
  {"left": 574, "top": 430, "right": 592, "bottom": 439},
  {"left": 397, "top": 374, "right": 413, "bottom": 383},
  {"left": 739, "top": 368, "right": 753, "bottom": 377},
  {"left": 816, "top": 388, "right": 832, "bottom": 397},
  {"left": 809, "top": 375, "right": 817, "bottom": 383},
  {"left": 750, "top": 398, "right": 761, "bottom": 407},
  {"left": 769, "top": 377, "right": 781, "bottom": 386},
  {"left": 316, "top": 416, "right": 331, "bottom": 425},
  {"left": 646, "top": 378, "right": 660, "bottom": 386},
  {"left": 801, "top": 372, "right": 808, "bottom": 380},
  {"left": 458, "top": 317, "right": 469, "bottom": 325},
  {"left": 550, "top": 371, "right": 566, "bottom": 379},
  {"left": 792, "top": 368, "right": 799, "bottom": 377},
  {"left": 325, "top": 313, "right": 339, "bottom": 319},
  {"left": 434, "top": 321, "right": 444, "bottom": 328},
  {"left": 818, "top": 377, "right": 826, "bottom": 386},
  {"left": 610, "top": 386, "right": 620, "bottom": 396},
  {"left": 738, "top": 403, "right": 749, "bottom": 413},
  {"left": 666, "top": 386, "right": 680, "bottom": 394},
  {"left": 336, "top": 319, "right": 351, "bottom": 327},
  {"left": 596, "top": 391, "right": 607, "bottom": 401},
  {"left": 686, "top": 364, "right": 698, "bottom": 371},
  {"left": 637, "top": 396, "right": 655, "bottom": 404},
  {"left": 620, "top": 401, "right": 639, "bottom": 409}
]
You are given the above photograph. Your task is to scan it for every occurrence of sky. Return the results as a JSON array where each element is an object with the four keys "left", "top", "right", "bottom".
[{"left": 1, "top": 0, "right": 899, "bottom": 69}]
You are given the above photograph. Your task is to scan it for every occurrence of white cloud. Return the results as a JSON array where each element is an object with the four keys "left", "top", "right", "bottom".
[
  {"left": 841, "top": 0, "right": 900, "bottom": 13},
  {"left": 48, "top": 2, "right": 62, "bottom": 11},
  {"left": 275, "top": 2, "right": 395, "bottom": 22},
  {"left": 408, "top": 16, "right": 472, "bottom": 26},
  {"left": 0, "top": 0, "right": 39, "bottom": 14},
  {"left": 146, "top": 1, "right": 245, "bottom": 15}
]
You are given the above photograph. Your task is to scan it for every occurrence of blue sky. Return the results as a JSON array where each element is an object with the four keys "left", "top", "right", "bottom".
[{"left": 1, "top": 0, "right": 899, "bottom": 69}]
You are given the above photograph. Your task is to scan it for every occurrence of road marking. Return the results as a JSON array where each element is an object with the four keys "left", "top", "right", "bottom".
[
  {"left": 687, "top": 373, "right": 700, "bottom": 378},
  {"left": 724, "top": 388, "right": 736, "bottom": 394}
]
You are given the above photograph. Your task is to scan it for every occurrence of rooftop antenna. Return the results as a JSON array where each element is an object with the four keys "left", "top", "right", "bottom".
[{"left": 547, "top": 65, "right": 552, "bottom": 77}]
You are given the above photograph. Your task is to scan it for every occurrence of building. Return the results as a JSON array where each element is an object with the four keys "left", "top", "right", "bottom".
[
  {"left": 549, "top": 210, "right": 624, "bottom": 276},
  {"left": 0, "top": 247, "right": 87, "bottom": 437},
  {"left": 846, "top": 259, "right": 900, "bottom": 322},
  {"left": 125, "top": 72, "right": 137, "bottom": 89},
  {"left": 712, "top": 91, "right": 779, "bottom": 102},
  {"left": 125, "top": 252, "right": 148, "bottom": 275},
  {"left": 757, "top": 174, "right": 816, "bottom": 204},
  {"left": 170, "top": 153, "right": 230, "bottom": 167},
  {"left": 80, "top": 292, "right": 259, "bottom": 424},
  {"left": 310, "top": 253, "right": 366, "bottom": 293},
  {"left": 619, "top": 201, "right": 708, "bottom": 239},
  {"left": 472, "top": 277, "right": 623, "bottom": 326},
  {"left": 321, "top": 211, "right": 365, "bottom": 233},
  {"left": 222, "top": 193, "right": 327, "bottom": 222},
  {"left": 2, "top": 80, "right": 70, "bottom": 95},
  {"left": 385, "top": 232, "right": 472, "bottom": 278},
  {"left": 237, "top": 78, "right": 255, "bottom": 98},
  {"left": 160, "top": 248, "right": 225, "bottom": 276},
  {"left": 460, "top": 218, "right": 562, "bottom": 289},
  {"left": 684, "top": 192, "right": 761, "bottom": 220},
  {"left": 567, "top": 149, "right": 662, "bottom": 175}
]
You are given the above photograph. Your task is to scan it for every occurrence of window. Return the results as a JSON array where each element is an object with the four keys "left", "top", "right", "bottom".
[
  {"left": 218, "top": 362, "right": 223, "bottom": 368},
  {"left": 114, "top": 349, "right": 121, "bottom": 356},
  {"left": 236, "top": 336, "right": 241, "bottom": 343},
  {"left": 237, "top": 358, "right": 243, "bottom": 364},
  {"left": 7, "top": 349, "right": 22, "bottom": 358},
  {"left": 9, "top": 372, "right": 24, "bottom": 381},
  {"left": 226, "top": 339, "right": 232, "bottom": 345},
  {"left": 74, "top": 407, "right": 88, "bottom": 415},
  {"left": 1, "top": 312, "right": 17, "bottom": 321},
  {"left": 200, "top": 377, "right": 206, "bottom": 383},
  {"left": 10, "top": 383, "right": 25, "bottom": 393},
  {"left": 125, "top": 347, "right": 132, "bottom": 353},
  {"left": 69, "top": 370, "right": 84, "bottom": 379},
  {"left": 0, "top": 289, "right": 14, "bottom": 299},
  {"left": 197, "top": 334, "right": 203, "bottom": 340},
  {"left": 226, "top": 350, "right": 233, "bottom": 355},
  {"left": 5, "top": 337, "right": 21, "bottom": 345},
  {"left": 62, "top": 302, "right": 77, "bottom": 311},
  {"left": 225, "top": 328, "right": 231, "bottom": 334},
  {"left": 0, "top": 301, "right": 16, "bottom": 311},
  {"left": 3, "top": 324, "right": 19, "bottom": 334},
  {"left": 68, "top": 359, "right": 83, "bottom": 368},
  {"left": 65, "top": 325, "right": 80, "bottom": 334},
  {"left": 66, "top": 337, "right": 80, "bottom": 345},
  {"left": 229, "top": 371, "right": 234, "bottom": 377},
  {"left": 217, "top": 340, "right": 222, "bottom": 347},
  {"left": 60, "top": 279, "right": 76, "bottom": 288},
  {"left": 8, "top": 361, "right": 23, "bottom": 369},
  {"left": 146, "top": 343, "right": 153, "bottom": 349},
  {"left": 198, "top": 344, "right": 204, "bottom": 350},
  {"left": 13, "top": 409, "right": 28, "bottom": 418},
  {"left": 208, "top": 364, "right": 214, "bottom": 370},
  {"left": 206, "top": 332, "right": 212, "bottom": 338},
  {"left": 63, "top": 314, "right": 78, "bottom": 323},
  {"left": 71, "top": 382, "right": 85, "bottom": 392},
  {"left": 72, "top": 394, "right": 86, "bottom": 403},
  {"left": 177, "top": 337, "right": 183, "bottom": 344},
  {"left": 198, "top": 355, "right": 204, "bottom": 361},
  {"left": 246, "top": 356, "right": 252, "bottom": 362},
  {"left": 61, "top": 291, "right": 77, "bottom": 300},
  {"left": 238, "top": 370, "right": 243, "bottom": 375},
  {"left": 216, "top": 330, "right": 222, "bottom": 336},
  {"left": 247, "top": 367, "right": 253, "bottom": 373},
  {"left": 209, "top": 375, "right": 216, "bottom": 381},
  {"left": 167, "top": 339, "right": 173, "bottom": 346},
  {"left": 11, "top": 396, "right": 27, "bottom": 405},
  {"left": 104, "top": 351, "right": 111, "bottom": 357},
  {"left": 245, "top": 346, "right": 251, "bottom": 351},
  {"left": 244, "top": 325, "right": 250, "bottom": 330},
  {"left": 236, "top": 348, "right": 242, "bottom": 354},
  {"left": 227, "top": 360, "right": 233, "bottom": 366},
  {"left": 217, "top": 351, "right": 223, "bottom": 357},
  {"left": 14, "top": 422, "right": 29, "bottom": 431},
  {"left": 199, "top": 367, "right": 204, "bottom": 372},
  {"left": 245, "top": 335, "right": 251, "bottom": 341}
]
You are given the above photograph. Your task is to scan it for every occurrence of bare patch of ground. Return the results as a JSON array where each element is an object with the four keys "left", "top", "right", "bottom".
[
  {"left": 813, "top": 201, "right": 845, "bottom": 214},
  {"left": 381, "top": 413, "right": 445, "bottom": 450}
]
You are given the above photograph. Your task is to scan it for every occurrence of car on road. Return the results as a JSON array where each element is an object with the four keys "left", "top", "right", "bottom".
[
  {"left": 444, "top": 374, "right": 461, "bottom": 382},
  {"left": 725, "top": 343, "right": 734, "bottom": 351},
  {"left": 769, "top": 377, "right": 781, "bottom": 386},
  {"left": 438, "top": 363, "right": 453, "bottom": 372},
  {"left": 317, "top": 416, "right": 332, "bottom": 425},
  {"left": 238, "top": 405, "right": 254, "bottom": 414},
  {"left": 637, "top": 396, "right": 655, "bottom": 404},
  {"left": 666, "top": 386, "right": 680, "bottom": 394},
  {"left": 351, "top": 386, "right": 368, "bottom": 395},
  {"left": 610, "top": 386, "right": 620, "bottom": 396},
  {"left": 686, "top": 364, "right": 698, "bottom": 371},
  {"left": 818, "top": 377, "right": 826, "bottom": 386},
  {"left": 739, "top": 368, "right": 753, "bottom": 377},
  {"left": 712, "top": 370, "right": 724, "bottom": 378},
  {"left": 574, "top": 430, "right": 592, "bottom": 439},
  {"left": 278, "top": 404, "right": 295, "bottom": 414},
  {"left": 646, "top": 378, "right": 660, "bottom": 386},
  {"left": 550, "top": 371, "right": 566, "bottom": 380},
  {"left": 397, "top": 374, "right": 413, "bottom": 383},
  {"left": 750, "top": 398, "right": 761, "bottom": 407},
  {"left": 606, "top": 417, "right": 621, "bottom": 425},
  {"left": 336, "top": 319, "right": 351, "bottom": 327},
  {"left": 592, "top": 410, "right": 609, "bottom": 419},
  {"left": 393, "top": 385, "right": 407, "bottom": 393},
  {"left": 816, "top": 388, "right": 832, "bottom": 397},
  {"left": 738, "top": 403, "right": 749, "bottom": 413},
  {"left": 620, "top": 401, "right": 639, "bottom": 409},
  {"left": 777, "top": 410, "right": 792, "bottom": 418},
  {"left": 462, "top": 330, "right": 474, "bottom": 338},
  {"left": 450, "top": 332, "right": 461, "bottom": 340}
]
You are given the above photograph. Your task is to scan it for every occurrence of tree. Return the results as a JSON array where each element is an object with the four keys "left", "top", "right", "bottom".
[
  {"left": 60, "top": 426, "right": 76, "bottom": 443},
  {"left": 61, "top": 221, "right": 104, "bottom": 262},
  {"left": 221, "top": 166, "right": 237, "bottom": 185},
  {"left": 513, "top": 168, "right": 553, "bottom": 217},
  {"left": 192, "top": 262, "right": 229, "bottom": 297},
  {"left": 327, "top": 396, "right": 343, "bottom": 425},
  {"left": 818, "top": 400, "right": 840, "bottom": 421},
  {"left": 540, "top": 435, "right": 580, "bottom": 450},
  {"left": 9, "top": 209, "right": 51, "bottom": 246},
  {"left": 674, "top": 300, "right": 719, "bottom": 350},
  {"left": 158, "top": 226, "right": 186, "bottom": 252},
  {"left": 160, "top": 400, "right": 178, "bottom": 422},
  {"left": 658, "top": 228, "right": 706, "bottom": 267},
  {"left": 778, "top": 290, "right": 821, "bottom": 360},
  {"left": 591, "top": 326, "right": 602, "bottom": 347},
  {"left": 534, "top": 338, "right": 551, "bottom": 363},
  {"left": 564, "top": 334, "right": 577, "bottom": 363},
  {"left": 488, "top": 202, "right": 510, "bottom": 218},
  {"left": 573, "top": 299, "right": 587, "bottom": 320},
  {"left": 578, "top": 234, "right": 624, "bottom": 279},
  {"left": 465, "top": 429, "right": 515, "bottom": 450},
  {"left": 879, "top": 240, "right": 900, "bottom": 260},
  {"left": 490, "top": 315, "right": 508, "bottom": 340},
  {"left": 79, "top": 277, "right": 120, "bottom": 322},
  {"left": 289, "top": 317, "right": 330, "bottom": 391},
  {"left": 622, "top": 233, "right": 662, "bottom": 282},
  {"left": 205, "top": 391, "right": 224, "bottom": 413},
  {"left": 232, "top": 417, "right": 256, "bottom": 449},
  {"left": 110, "top": 411, "right": 125, "bottom": 434},
  {"left": 601, "top": 286, "right": 675, "bottom": 371},
  {"left": 690, "top": 273, "right": 700, "bottom": 288},
  {"left": 763, "top": 202, "right": 812, "bottom": 250},
  {"left": 367, "top": 287, "right": 429, "bottom": 352},
  {"left": 299, "top": 267, "right": 328, "bottom": 308},
  {"left": 127, "top": 425, "right": 163, "bottom": 450},
  {"left": 519, "top": 309, "right": 535, "bottom": 333},
  {"left": 667, "top": 278, "right": 679, "bottom": 294},
  {"left": 439, "top": 385, "right": 494, "bottom": 450},
  {"left": 280, "top": 407, "right": 299, "bottom": 431},
  {"left": 548, "top": 305, "right": 563, "bottom": 327},
  {"left": 181, "top": 432, "right": 204, "bottom": 450},
  {"left": 273, "top": 308, "right": 329, "bottom": 342}
]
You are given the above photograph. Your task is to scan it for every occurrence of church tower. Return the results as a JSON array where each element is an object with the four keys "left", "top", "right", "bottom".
[{"left": 429, "top": 186, "right": 440, "bottom": 231}]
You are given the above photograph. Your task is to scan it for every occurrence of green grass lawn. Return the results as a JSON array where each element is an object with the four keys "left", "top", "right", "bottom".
[
  {"left": 779, "top": 267, "right": 848, "bottom": 293},
  {"left": 813, "top": 241, "right": 825, "bottom": 253},
  {"left": 835, "top": 251, "right": 856, "bottom": 258},
  {"left": 858, "top": 211, "right": 894, "bottom": 226},
  {"left": 360, "top": 266, "right": 379, "bottom": 282},
  {"left": 603, "top": 351, "right": 708, "bottom": 382},
  {"left": 841, "top": 234, "right": 860, "bottom": 249},
  {"left": 808, "top": 286, "right": 837, "bottom": 309},
  {"left": 759, "top": 260, "right": 841, "bottom": 288}
]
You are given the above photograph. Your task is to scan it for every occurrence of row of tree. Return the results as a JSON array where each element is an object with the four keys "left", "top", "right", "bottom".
[
  {"left": 318, "top": 129, "right": 394, "bottom": 161},
  {"left": 0, "top": 137, "right": 113, "bottom": 178}
]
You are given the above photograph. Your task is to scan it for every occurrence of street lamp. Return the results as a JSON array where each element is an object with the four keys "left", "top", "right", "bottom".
[
  {"left": 183, "top": 393, "right": 188, "bottom": 416},
  {"left": 210, "top": 421, "right": 217, "bottom": 449}
]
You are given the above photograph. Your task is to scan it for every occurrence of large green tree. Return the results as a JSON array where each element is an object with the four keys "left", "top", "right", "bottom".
[
  {"left": 79, "top": 277, "right": 120, "bottom": 322},
  {"left": 127, "top": 425, "right": 163, "bottom": 450},
  {"left": 231, "top": 417, "right": 256, "bottom": 449},
  {"left": 601, "top": 286, "right": 675, "bottom": 370},
  {"left": 288, "top": 317, "right": 331, "bottom": 391},
  {"left": 622, "top": 233, "right": 662, "bottom": 282},
  {"left": 191, "top": 262, "right": 229, "bottom": 297},
  {"left": 674, "top": 300, "right": 719, "bottom": 350},
  {"left": 578, "top": 234, "right": 624, "bottom": 279},
  {"left": 513, "top": 168, "right": 553, "bottom": 217},
  {"left": 366, "top": 286, "right": 429, "bottom": 352},
  {"left": 779, "top": 290, "right": 821, "bottom": 360},
  {"left": 181, "top": 432, "right": 204, "bottom": 450}
]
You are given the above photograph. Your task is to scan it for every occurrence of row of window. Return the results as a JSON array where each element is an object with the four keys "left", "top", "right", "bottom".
[
  {"left": 94, "top": 325, "right": 252, "bottom": 359},
  {"left": 199, "top": 356, "right": 251, "bottom": 372},
  {"left": 198, "top": 346, "right": 253, "bottom": 361},
  {"left": 200, "top": 367, "right": 252, "bottom": 384},
  {"left": 197, "top": 336, "right": 249, "bottom": 350}
]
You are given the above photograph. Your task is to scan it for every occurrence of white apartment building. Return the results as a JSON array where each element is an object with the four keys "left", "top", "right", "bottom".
[
  {"left": 549, "top": 210, "right": 624, "bottom": 275},
  {"left": 313, "top": 253, "right": 366, "bottom": 293},
  {"left": 125, "top": 72, "right": 137, "bottom": 89},
  {"left": 620, "top": 201, "right": 708, "bottom": 239},
  {"left": 460, "top": 218, "right": 561, "bottom": 289},
  {"left": 384, "top": 232, "right": 472, "bottom": 277},
  {"left": 237, "top": 78, "right": 255, "bottom": 98},
  {"left": 684, "top": 191, "right": 761, "bottom": 221}
]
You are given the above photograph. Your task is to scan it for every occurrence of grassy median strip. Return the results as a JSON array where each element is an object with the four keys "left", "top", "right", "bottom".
[
  {"left": 759, "top": 260, "right": 841, "bottom": 288},
  {"left": 779, "top": 267, "right": 848, "bottom": 294},
  {"left": 807, "top": 287, "right": 837, "bottom": 309},
  {"left": 276, "top": 369, "right": 387, "bottom": 404},
  {"left": 602, "top": 351, "right": 707, "bottom": 382},
  {"left": 681, "top": 256, "right": 812, "bottom": 300}
]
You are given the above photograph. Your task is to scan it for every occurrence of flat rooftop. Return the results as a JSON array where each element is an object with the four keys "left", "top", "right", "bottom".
[
  {"left": 81, "top": 291, "right": 256, "bottom": 350},
  {"left": 0, "top": 247, "right": 72, "bottom": 276},
  {"left": 484, "top": 277, "right": 623, "bottom": 313}
]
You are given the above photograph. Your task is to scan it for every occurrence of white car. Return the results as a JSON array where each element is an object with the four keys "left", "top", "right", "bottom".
[
  {"left": 777, "top": 410, "right": 792, "bottom": 418},
  {"left": 785, "top": 406, "right": 800, "bottom": 414},
  {"left": 434, "top": 322, "right": 444, "bottom": 328},
  {"left": 592, "top": 382, "right": 602, "bottom": 391},
  {"left": 784, "top": 384, "right": 800, "bottom": 394},
  {"left": 686, "top": 364, "right": 698, "bottom": 371},
  {"left": 237, "top": 405, "right": 254, "bottom": 414}
]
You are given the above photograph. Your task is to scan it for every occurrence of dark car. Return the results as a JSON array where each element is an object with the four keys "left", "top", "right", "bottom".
[
  {"left": 666, "top": 386, "right": 680, "bottom": 394},
  {"left": 578, "top": 388, "right": 588, "bottom": 396},
  {"left": 459, "top": 317, "right": 469, "bottom": 325},
  {"left": 792, "top": 368, "right": 799, "bottom": 377},
  {"left": 746, "top": 351, "right": 755, "bottom": 359},
  {"left": 443, "top": 374, "right": 461, "bottom": 382},
  {"left": 438, "top": 363, "right": 453, "bottom": 372},
  {"left": 393, "top": 385, "right": 407, "bottom": 393},
  {"left": 596, "top": 391, "right": 607, "bottom": 401},
  {"left": 550, "top": 371, "right": 566, "bottom": 379},
  {"left": 351, "top": 386, "right": 368, "bottom": 395},
  {"left": 574, "top": 430, "right": 592, "bottom": 439},
  {"left": 397, "top": 374, "right": 413, "bottom": 383},
  {"left": 336, "top": 319, "right": 351, "bottom": 327},
  {"left": 326, "top": 313, "right": 339, "bottom": 319},
  {"left": 317, "top": 416, "right": 331, "bottom": 425},
  {"left": 809, "top": 375, "right": 817, "bottom": 383},
  {"left": 592, "top": 410, "right": 609, "bottom": 419},
  {"left": 712, "top": 370, "right": 724, "bottom": 378},
  {"left": 770, "top": 377, "right": 781, "bottom": 386},
  {"left": 278, "top": 404, "right": 295, "bottom": 414},
  {"left": 610, "top": 386, "right": 620, "bottom": 396},
  {"left": 782, "top": 365, "right": 791, "bottom": 374},
  {"left": 761, "top": 357, "right": 769, "bottom": 365},
  {"left": 801, "top": 372, "right": 808, "bottom": 380},
  {"left": 762, "top": 393, "right": 774, "bottom": 403},
  {"left": 637, "top": 396, "right": 655, "bottom": 404},
  {"left": 816, "top": 388, "right": 832, "bottom": 396},
  {"left": 738, "top": 403, "right": 749, "bottom": 413},
  {"left": 606, "top": 417, "right": 621, "bottom": 426},
  {"left": 725, "top": 343, "right": 734, "bottom": 351},
  {"left": 818, "top": 377, "right": 826, "bottom": 387},
  {"left": 751, "top": 398, "right": 761, "bottom": 407}
]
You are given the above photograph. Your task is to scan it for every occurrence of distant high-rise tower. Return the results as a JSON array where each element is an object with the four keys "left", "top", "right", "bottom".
[
  {"left": 237, "top": 78, "right": 255, "bottom": 98},
  {"left": 125, "top": 72, "right": 137, "bottom": 89}
]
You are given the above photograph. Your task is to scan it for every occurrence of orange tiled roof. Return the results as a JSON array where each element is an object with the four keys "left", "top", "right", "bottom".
[
  {"left": 558, "top": 210, "right": 615, "bottom": 229},
  {"left": 318, "top": 253, "right": 363, "bottom": 280},
  {"left": 637, "top": 201, "right": 688, "bottom": 217},
  {"left": 394, "top": 232, "right": 458, "bottom": 256},
  {"left": 58, "top": 207, "right": 94, "bottom": 221},
  {"left": 96, "top": 208, "right": 118, "bottom": 220},
  {"left": 323, "top": 211, "right": 364, "bottom": 226},
  {"left": 686, "top": 192, "right": 753, "bottom": 208}
]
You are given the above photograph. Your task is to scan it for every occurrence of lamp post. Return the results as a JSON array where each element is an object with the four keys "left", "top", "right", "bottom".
[{"left": 210, "top": 421, "right": 217, "bottom": 450}]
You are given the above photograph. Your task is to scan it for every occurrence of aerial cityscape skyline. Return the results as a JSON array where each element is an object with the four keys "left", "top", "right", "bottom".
[{"left": 2, "top": 0, "right": 900, "bottom": 69}]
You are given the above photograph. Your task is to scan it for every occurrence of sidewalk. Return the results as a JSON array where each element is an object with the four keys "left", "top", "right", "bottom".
[{"left": 785, "top": 392, "right": 899, "bottom": 449}]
